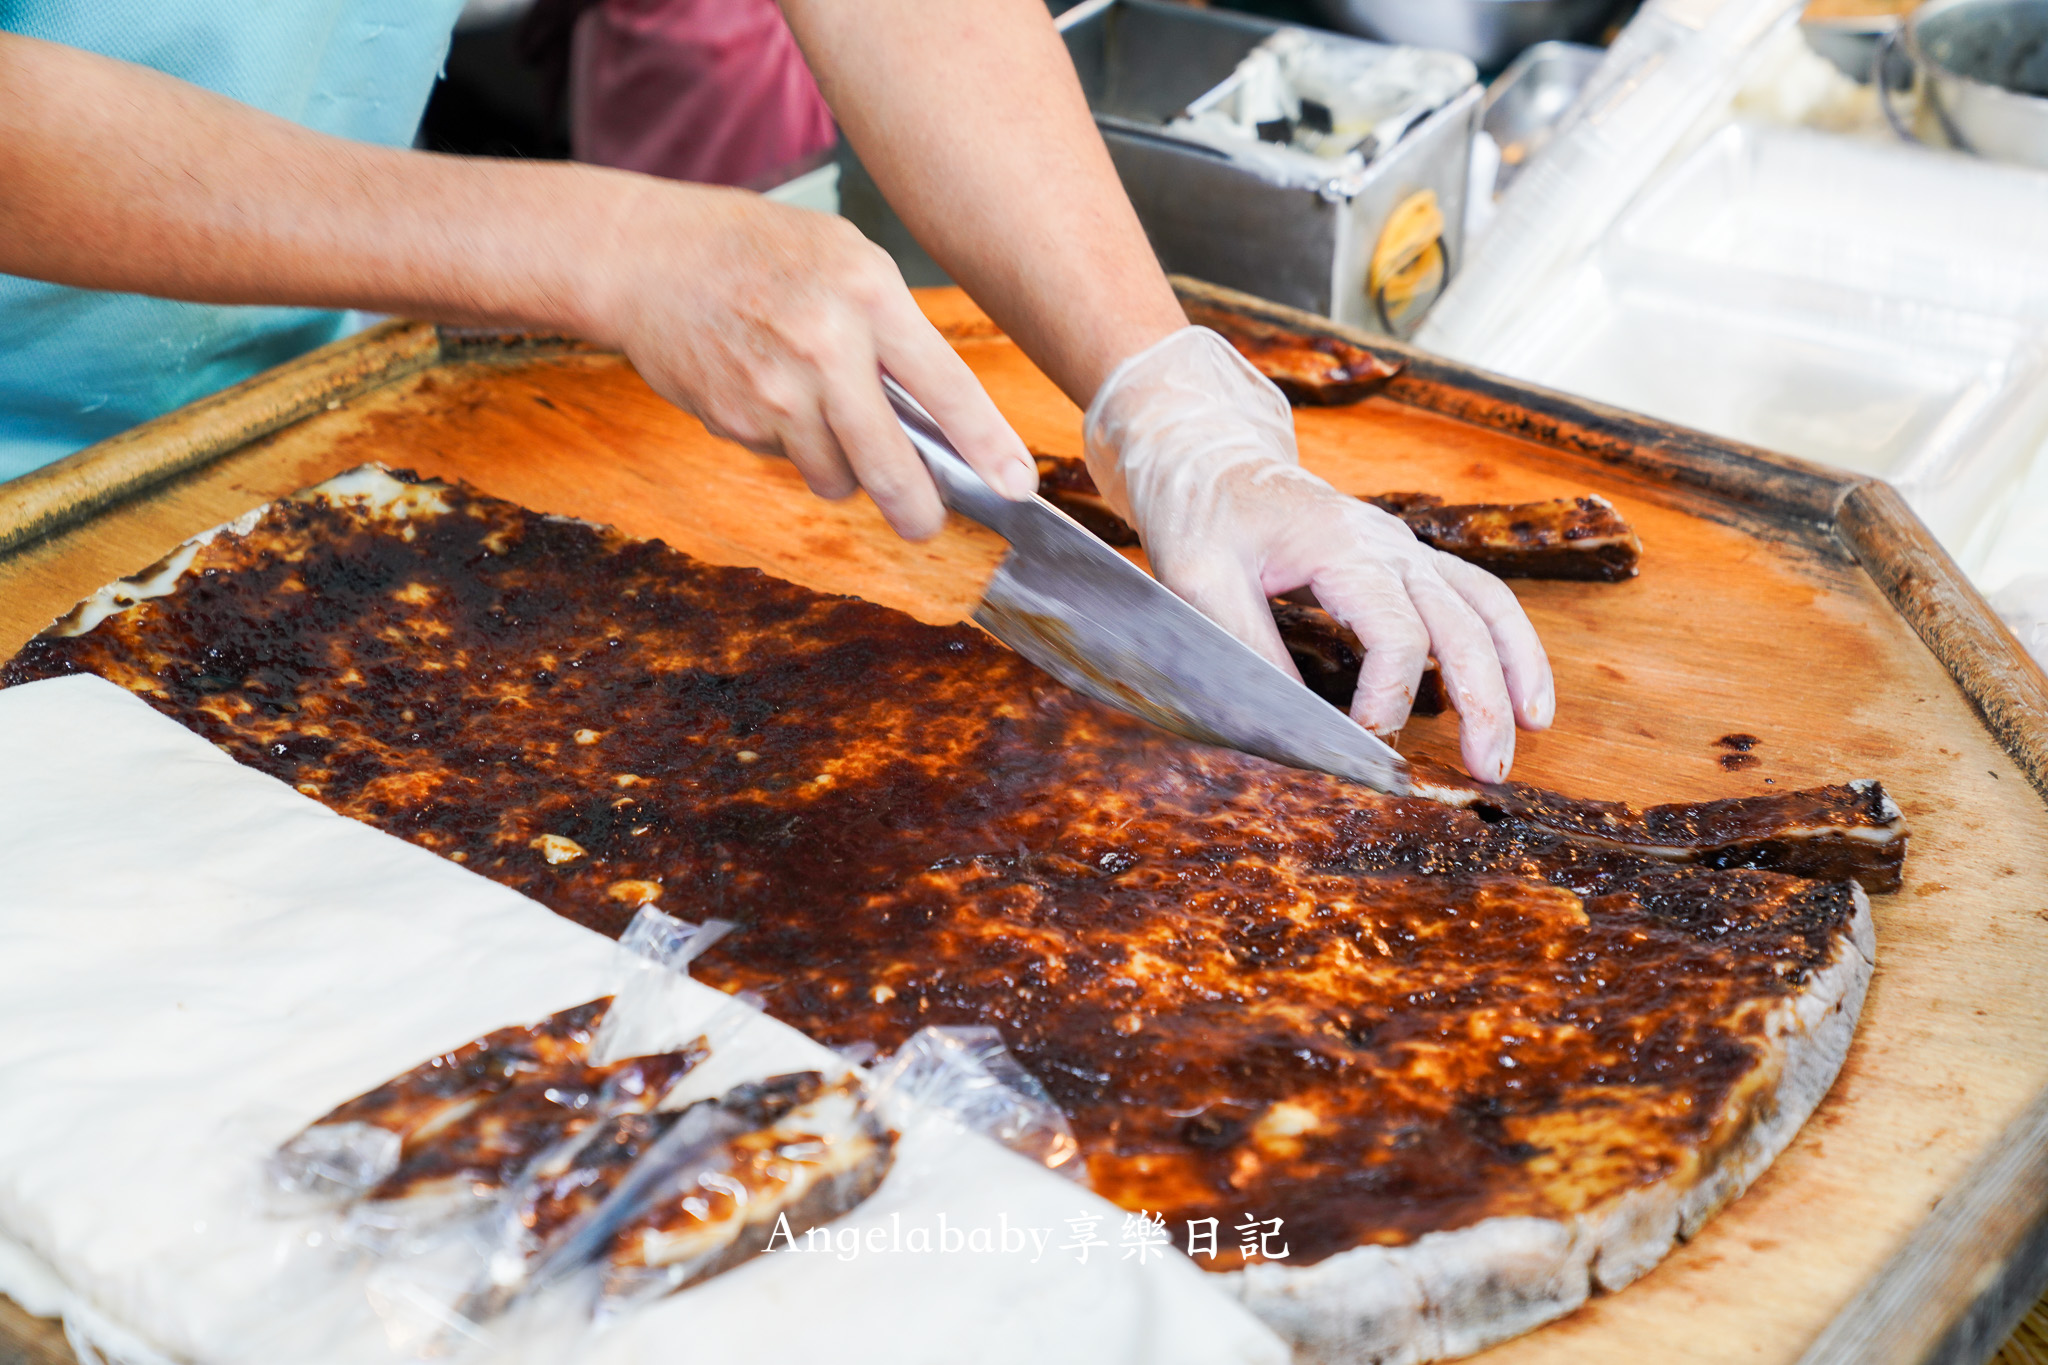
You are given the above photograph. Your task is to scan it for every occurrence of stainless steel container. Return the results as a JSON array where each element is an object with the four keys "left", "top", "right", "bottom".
[
  {"left": 1481, "top": 41, "right": 1603, "bottom": 193},
  {"left": 1879, "top": 0, "right": 2048, "bottom": 166},
  {"left": 1058, "top": 0, "right": 1480, "bottom": 336},
  {"left": 1305, "top": 0, "right": 1630, "bottom": 72}
]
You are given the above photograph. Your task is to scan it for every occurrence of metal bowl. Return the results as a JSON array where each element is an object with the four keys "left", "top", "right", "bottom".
[
  {"left": 1883, "top": 0, "right": 2048, "bottom": 167},
  {"left": 1306, "top": 0, "right": 1630, "bottom": 72},
  {"left": 1799, "top": 12, "right": 1901, "bottom": 84}
]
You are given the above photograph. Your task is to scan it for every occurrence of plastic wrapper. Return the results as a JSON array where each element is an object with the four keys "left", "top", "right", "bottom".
[
  {"left": 577, "top": 1026, "right": 1086, "bottom": 1318},
  {"left": 867, "top": 1026, "right": 1083, "bottom": 1181},
  {"left": 1166, "top": 29, "right": 1474, "bottom": 195},
  {"left": 355, "top": 1017, "right": 1084, "bottom": 1356},
  {"left": 589, "top": 910, "right": 734, "bottom": 1064},
  {"left": 257, "top": 902, "right": 1095, "bottom": 1358},
  {"left": 1989, "top": 574, "right": 2048, "bottom": 672},
  {"left": 342, "top": 1043, "right": 709, "bottom": 1252},
  {"left": 1419, "top": 0, "right": 1803, "bottom": 356},
  {"left": 587, "top": 1071, "right": 893, "bottom": 1313},
  {"left": 257, "top": 907, "right": 721, "bottom": 1349},
  {"left": 317, "top": 908, "right": 828, "bottom": 1351},
  {"left": 356, "top": 1066, "right": 890, "bottom": 1354},
  {"left": 268, "top": 998, "right": 615, "bottom": 1207},
  {"left": 268, "top": 907, "right": 735, "bottom": 1217}
]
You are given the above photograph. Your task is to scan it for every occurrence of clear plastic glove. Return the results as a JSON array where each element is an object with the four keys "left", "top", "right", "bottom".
[{"left": 1083, "top": 326, "right": 1554, "bottom": 782}]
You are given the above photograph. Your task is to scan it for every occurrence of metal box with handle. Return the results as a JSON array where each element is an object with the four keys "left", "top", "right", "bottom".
[{"left": 1057, "top": 0, "right": 1480, "bottom": 337}]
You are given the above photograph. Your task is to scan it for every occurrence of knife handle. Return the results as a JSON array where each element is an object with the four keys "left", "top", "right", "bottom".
[{"left": 882, "top": 374, "right": 1023, "bottom": 538}]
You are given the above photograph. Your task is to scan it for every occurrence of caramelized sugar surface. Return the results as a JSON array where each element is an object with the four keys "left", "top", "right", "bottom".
[{"left": 2, "top": 479, "right": 1861, "bottom": 1269}]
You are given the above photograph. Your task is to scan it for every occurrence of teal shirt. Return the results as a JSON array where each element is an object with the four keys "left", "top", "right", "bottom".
[{"left": 0, "top": 0, "right": 467, "bottom": 481}]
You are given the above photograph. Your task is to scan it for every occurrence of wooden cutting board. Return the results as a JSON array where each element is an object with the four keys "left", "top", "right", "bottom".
[{"left": 2, "top": 284, "right": 2046, "bottom": 1365}]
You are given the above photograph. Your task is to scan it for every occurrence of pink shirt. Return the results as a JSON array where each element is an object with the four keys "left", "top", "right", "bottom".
[{"left": 569, "top": 0, "right": 837, "bottom": 188}]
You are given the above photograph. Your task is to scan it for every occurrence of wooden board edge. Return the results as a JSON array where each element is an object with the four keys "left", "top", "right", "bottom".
[
  {"left": 432, "top": 326, "right": 601, "bottom": 363},
  {"left": 1797, "top": 1087, "right": 2048, "bottom": 1365},
  {"left": 0, "top": 319, "right": 441, "bottom": 560},
  {"left": 1169, "top": 276, "right": 1864, "bottom": 531},
  {"left": 0, "top": 1296, "right": 69, "bottom": 1365},
  {"left": 1807, "top": 488, "right": 2048, "bottom": 1365},
  {"left": 1837, "top": 481, "right": 2048, "bottom": 807}
]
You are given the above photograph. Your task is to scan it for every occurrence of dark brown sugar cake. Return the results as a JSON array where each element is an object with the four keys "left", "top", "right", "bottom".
[
  {"left": 1030, "top": 452, "right": 1644, "bottom": 582},
  {"left": 1192, "top": 305, "right": 1406, "bottom": 406},
  {"left": 1, "top": 466, "right": 1897, "bottom": 1363}
]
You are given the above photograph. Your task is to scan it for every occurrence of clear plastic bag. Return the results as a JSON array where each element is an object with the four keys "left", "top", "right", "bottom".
[
  {"left": 339, "top": 1043, "right": 709, "bottom": 1254},
  {"left": 867, "top": 1026, "right": 1083, "bottom": 1181},
  {"left": 261, "top": 906, "right": 737, "bottom": 1356},
  {"left": 591, "top": 909, "right": 734, "bottom": 1064},
  {"left": 1419, "top": 0, "right": 1803, "bottom": 359},
  {"left": 536, "top": 1027, "right": 1079, "bottom": 1323},
  {"left": 271, "top": 907, "right": 733, "bottom": 1224},
  {"left": 1166, "top": 30, "right": 1475, "bottom": 193},
  {"left": 352, "top": 1065, "right": 888, "bottom": 1354},
  {"left": 323, "top": 908, "right": 750, "bottom": 1351},
  {"left": 589, "top": 1070, "right": 893, "bottom": 1314},
  {"left": 293, "top": 916, "right": 1089, "bottom": 1356},
  {"left": 268, "top": 997, "right": 614, "bottom": 1207}
]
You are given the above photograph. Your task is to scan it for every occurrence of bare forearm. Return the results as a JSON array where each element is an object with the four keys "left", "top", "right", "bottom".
[
  {"left": 0, "top": 30, "right": 1043, "bottom": 539},
  {"left": 0, "top": 31, "right": 658, "bottom": 341},
  {"left": 779, "top": 0, "right": 1187, "bottom": 407}
]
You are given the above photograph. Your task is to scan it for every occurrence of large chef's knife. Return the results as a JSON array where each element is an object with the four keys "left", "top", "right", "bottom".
[{"left": 885, "top": 376, "right": 1410, "bottom": 796}]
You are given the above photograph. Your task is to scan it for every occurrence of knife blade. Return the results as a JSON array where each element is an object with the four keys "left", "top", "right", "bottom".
[{"left": 884, "top": 376, "right": 1410, "bottom": 796}]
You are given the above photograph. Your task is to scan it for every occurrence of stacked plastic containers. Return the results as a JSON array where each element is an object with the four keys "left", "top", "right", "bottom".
[{"left": 1420, "top": 0, "right": 2048, "bottom": 648}]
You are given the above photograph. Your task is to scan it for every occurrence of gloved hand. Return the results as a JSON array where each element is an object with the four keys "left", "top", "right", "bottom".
[{"left": 1084, "top": 326, "right": 1554, "bottom": 782}]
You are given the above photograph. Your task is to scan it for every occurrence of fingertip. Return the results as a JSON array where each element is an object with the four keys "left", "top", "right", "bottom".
[
  {"left": 1349, "top": 685, "right": 1414, "bottom": 741},
  {"left": 1450, "top": 691, "right": 1514, "bottom": 783},
  {"left": 887, "top": 506, "right": 947, "bottom": 543},
  {"left": 1464, "top": 730, "right": 1512, "bottom": 784},
  {"left": 974, "top": 421, "right": 1038, "bottom": 500},
  {"left": 1510, "top": 671, "right": 1554, "bottom": 730},
  {"left": 992, "top": 452, "right": 1039, "bottom": 501},
  {"left": 867, "top": 474, "right": 948, "bottom": 543},
  {"left": 802, "top": 473, "right": 860, "bottom": 503}
]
